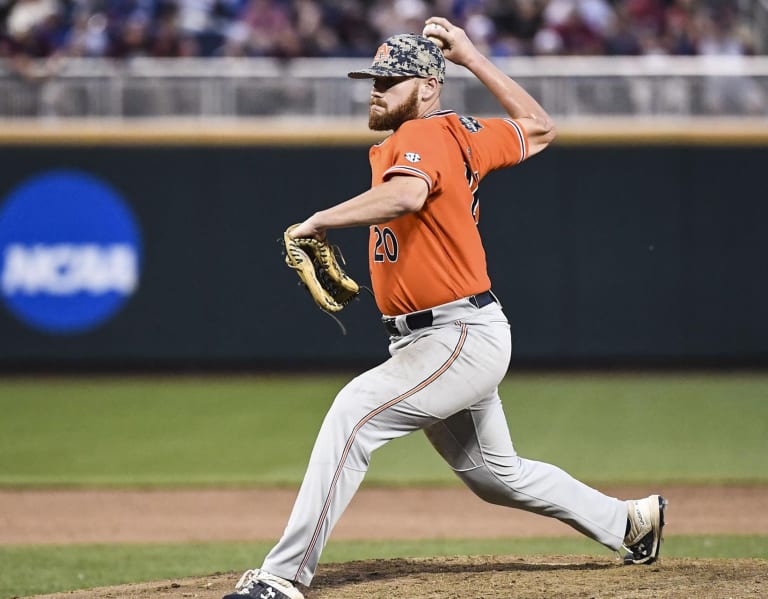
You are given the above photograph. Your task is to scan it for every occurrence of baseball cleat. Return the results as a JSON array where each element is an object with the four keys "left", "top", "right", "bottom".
[
  {"left": 221, "top": 568, "right": 304, "bottom": 599},
  {"left": 623, "top": 494, "right": 668, "bottom": 565}
]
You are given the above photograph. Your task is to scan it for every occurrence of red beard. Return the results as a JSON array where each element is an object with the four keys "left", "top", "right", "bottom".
[{"left": 369, "top": 87, "right": 420, "bottom": 131}]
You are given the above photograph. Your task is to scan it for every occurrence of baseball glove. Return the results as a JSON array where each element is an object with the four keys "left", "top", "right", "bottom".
[{"left": 282, "top": 224, "right": 360, "bottom": 313}]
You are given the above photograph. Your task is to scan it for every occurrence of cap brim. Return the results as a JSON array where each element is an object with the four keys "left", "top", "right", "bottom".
[{"left": 348, "top": 67, "right": 414, "bottom": 79}]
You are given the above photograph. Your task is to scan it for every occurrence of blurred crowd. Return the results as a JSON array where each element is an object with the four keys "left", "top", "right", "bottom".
[{"left": 0, "top": 0, "right": 763, "bottom": 63}]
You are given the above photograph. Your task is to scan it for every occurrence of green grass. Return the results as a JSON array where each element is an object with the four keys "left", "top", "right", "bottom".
[
  {"left": 0, "top": 373, "right": 766, "bottom": 597},
  {"left": 1, "top": 372, "right": 766, "bottom": 486},
  {"left": 1, "top": 536, "right": 766, "bottom": 599}
]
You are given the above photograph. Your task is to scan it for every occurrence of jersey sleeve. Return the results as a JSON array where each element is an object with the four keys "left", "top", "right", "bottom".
[
  {"left": 379, "top": 120, "right": 449, "bottom": 194},
  {"left": 470, "top": 117, "right": 529, "bottom": 176}
]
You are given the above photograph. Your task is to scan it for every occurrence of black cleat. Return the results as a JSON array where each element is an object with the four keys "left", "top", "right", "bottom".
[{"left": 221, "top": 569, "right": 304, "bottom": 599}]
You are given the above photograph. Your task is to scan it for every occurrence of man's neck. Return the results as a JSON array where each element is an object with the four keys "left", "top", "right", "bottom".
[{"left": 416, "top": 99, "right": 441, "bottom": 119}]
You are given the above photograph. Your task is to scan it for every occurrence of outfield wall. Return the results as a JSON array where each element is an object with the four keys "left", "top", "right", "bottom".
[{"left": 0, "top": 124, "right": 766, "bottom": 370}]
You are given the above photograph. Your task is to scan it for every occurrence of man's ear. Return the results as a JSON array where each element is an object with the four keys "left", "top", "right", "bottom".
[{"left": 420, "top": 77, "right": 440, "bottom": 101}]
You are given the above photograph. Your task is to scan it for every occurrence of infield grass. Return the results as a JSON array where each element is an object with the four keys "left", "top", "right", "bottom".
[
  {"left": 1, "top": 372, "right": 767, "bottom": 486},
  {"left": 1, "top": 536, "right": 766, "bottom": 599}
]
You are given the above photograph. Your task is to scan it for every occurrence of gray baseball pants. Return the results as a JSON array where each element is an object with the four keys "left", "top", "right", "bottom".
[{"left": 262, "top": 296, "right": 627, "bottom": 586}]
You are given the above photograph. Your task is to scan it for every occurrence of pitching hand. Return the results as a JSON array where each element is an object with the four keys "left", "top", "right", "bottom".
[{"left": 422, "top": 17, "right": 482, "bottom": 68}]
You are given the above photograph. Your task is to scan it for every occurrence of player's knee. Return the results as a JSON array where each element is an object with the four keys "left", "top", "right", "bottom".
[{"left": 458, "top": 458, "right": 524, "bottom": 504}]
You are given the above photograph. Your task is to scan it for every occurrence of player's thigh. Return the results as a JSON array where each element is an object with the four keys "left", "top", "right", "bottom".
[
  {"left": 328, "top": 324, "right": 491, "bottom": 423},
  {"left": 322, "top": 343, "right": 447, "bottom": 436},
  {"left": 326, "top": 320, "right": 510, "bottom": 434},
  {"left": 400, "top": 321, "right": 510, "bottom": 419}
]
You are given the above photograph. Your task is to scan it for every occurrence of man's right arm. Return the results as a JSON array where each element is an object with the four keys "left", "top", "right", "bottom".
[{"left": 423, "top": 17, "right": 557, "bottom": 157}]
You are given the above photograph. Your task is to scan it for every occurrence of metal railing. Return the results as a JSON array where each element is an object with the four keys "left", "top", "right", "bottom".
[{"left": 1, "top": 55, "right": 767, "bottom": 119}]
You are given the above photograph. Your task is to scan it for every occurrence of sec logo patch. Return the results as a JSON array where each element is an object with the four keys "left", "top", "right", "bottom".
[{"left": 404, "top": 152, "right": 421, "bottom": 163}]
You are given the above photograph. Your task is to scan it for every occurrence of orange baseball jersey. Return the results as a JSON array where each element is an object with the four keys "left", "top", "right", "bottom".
[{"left": 368, "top": 110, "right": 529, "bottom": 315}]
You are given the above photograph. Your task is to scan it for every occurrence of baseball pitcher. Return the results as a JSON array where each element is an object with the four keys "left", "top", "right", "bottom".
[{"left": 223, "top": 16, "right": 667, "bottom": 599}]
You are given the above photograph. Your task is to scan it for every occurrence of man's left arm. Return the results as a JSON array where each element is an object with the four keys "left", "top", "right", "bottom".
[{"left": 288, "top": 176, "right": 428, "bottom": 239}]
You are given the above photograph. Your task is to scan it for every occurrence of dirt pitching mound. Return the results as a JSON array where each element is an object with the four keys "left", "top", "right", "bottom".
[{"left": 31, "top": 555, "right": 767, "bottom": 599}]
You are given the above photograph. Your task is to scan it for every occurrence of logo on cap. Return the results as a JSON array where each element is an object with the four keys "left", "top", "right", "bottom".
[{"left": 374, "top": 43, "right": 391, "bottom": 62}]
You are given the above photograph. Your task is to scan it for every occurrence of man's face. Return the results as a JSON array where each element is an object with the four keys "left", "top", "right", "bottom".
[{"left": 368, "top": 77, "right": 421, "bottom": 131}]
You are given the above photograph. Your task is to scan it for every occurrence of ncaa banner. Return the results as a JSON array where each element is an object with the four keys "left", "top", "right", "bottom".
[{"left": 0, "top": 170, "right": 142, "bottom": 334}]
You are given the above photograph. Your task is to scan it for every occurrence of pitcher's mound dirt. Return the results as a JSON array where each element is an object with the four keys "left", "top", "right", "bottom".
[{"left": 31, "top": 555, "right": 767, "bottom": 599}]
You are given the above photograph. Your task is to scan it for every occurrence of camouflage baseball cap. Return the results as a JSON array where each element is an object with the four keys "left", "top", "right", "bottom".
[{"left": 348, "top": 34, "right": 445, "bottom": 83}]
